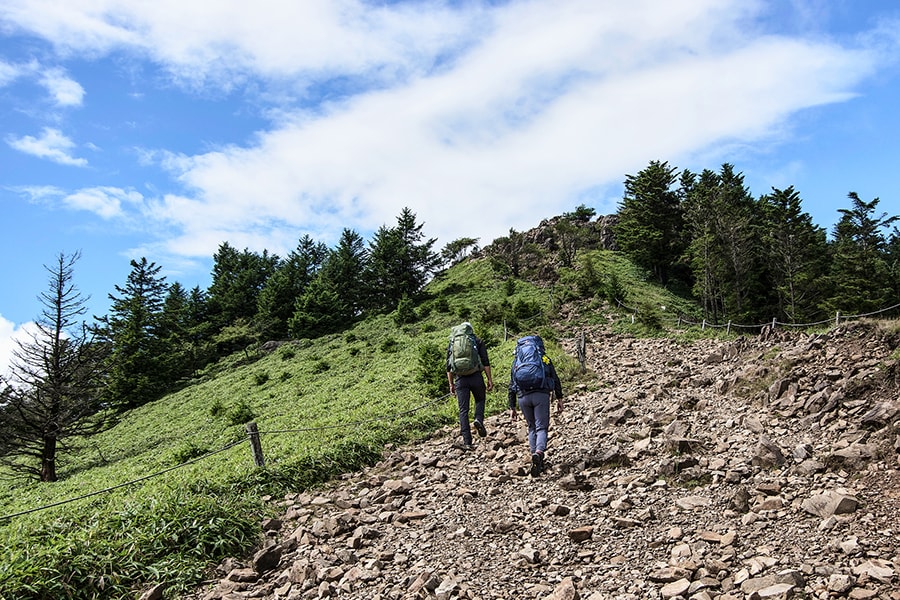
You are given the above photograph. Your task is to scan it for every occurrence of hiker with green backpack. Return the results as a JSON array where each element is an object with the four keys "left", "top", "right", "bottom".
[{"left": 446, "top": 322, "right": 494, "bottom": 450}]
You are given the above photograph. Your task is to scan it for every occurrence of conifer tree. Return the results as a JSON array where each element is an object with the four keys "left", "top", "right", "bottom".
[
  {"left": 1, "top": 251, "right": 105, "bottom": 481},
  {"left": 366, "top": 208, "right": 439, "bottom": 312},
  {"left": 207, "top": 242, "right": 279, "bottom": 330},
  {"left": 256, "top": 235, "right": 327, "bottom": 339},
  {"left": 614, "top": 160, "right": 685, "bottom": 284},
  {"left": 823, "top": 193, "right": 898, "bottom": 315},
  {"left": 96, "top": 257, "right": 169, "bottom": 409},
  {"left": 758, "top": 186, "right": 829, "bottom": 322}
]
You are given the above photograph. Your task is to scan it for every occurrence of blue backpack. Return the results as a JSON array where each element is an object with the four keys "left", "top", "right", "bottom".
[{"left": 512, "top": 335, "right": 552, "bottom": 392}]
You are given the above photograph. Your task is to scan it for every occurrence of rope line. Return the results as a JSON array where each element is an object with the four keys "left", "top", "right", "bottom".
[
  {"left": 9, "top": 297, "right": 897, "bottom": 520},
  {"left": 619, "top": 299, "right": 900, "bottom": 331},
  {"left": 0, "top": 391, "right": 455, "bottom": 522},
  {"left": 0, "top": 440, "right": 244, "bottom": 521}
]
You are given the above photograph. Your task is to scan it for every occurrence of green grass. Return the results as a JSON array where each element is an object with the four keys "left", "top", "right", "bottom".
[{"left": 0, "top": 252, "right": 693, "bottom": 599}]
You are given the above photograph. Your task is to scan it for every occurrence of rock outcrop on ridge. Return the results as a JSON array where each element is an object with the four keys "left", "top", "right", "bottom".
[{"left": 180, "top": 320, "right": 900, "bottom": 600}]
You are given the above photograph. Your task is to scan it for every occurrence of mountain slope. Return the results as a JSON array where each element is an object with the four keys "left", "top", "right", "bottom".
[{"left": 184, "top": 320, "right": 900, "bottom": 600}]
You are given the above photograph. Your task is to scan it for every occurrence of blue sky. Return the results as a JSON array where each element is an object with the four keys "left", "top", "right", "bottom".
[{"left": 2, "top": 0, "right": 900, "bottom": 375}]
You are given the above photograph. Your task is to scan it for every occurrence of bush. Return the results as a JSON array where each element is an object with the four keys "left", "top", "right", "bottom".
[
  {"left": 434, "top": 296, "right": 450, "bottom": 313},
  {"left": 171, "top": 442, "right": 210, "bottom": 465},
  {"left": 310, "top": 359, "right": 330, "bottom": 374},
  {"left": 209, "top": 398, "right": 225, "bottom": 417},
  {"left": 393, "top": 296, "right": 417, "bottom": 326},
  {"left": 227, "top": 399, "right": 255, "bottom": 426},
  {"left": 417, "top": 341, "right": 448, "bottom": 399}
]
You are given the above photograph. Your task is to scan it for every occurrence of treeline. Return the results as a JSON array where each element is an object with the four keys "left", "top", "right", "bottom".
[
  {"left": 0, "top": 207, "right": 450, "bottom": 481},
  {"left": 613, "top": 161, "right": 900, "bottom": 325},
  {"left": 2, "top": 161, "right": 899, "bottom": 483}
]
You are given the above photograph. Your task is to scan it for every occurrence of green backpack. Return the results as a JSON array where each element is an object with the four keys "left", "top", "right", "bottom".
[{"left": 448, "top": 322, "right": 483, "bottom": 376}]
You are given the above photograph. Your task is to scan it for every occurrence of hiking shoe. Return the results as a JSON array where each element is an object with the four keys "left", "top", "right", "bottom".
[
  {"left": 454, "top": 440, "right": 474, "bottom": 451},
  {"left": 474, "top": 420, "right": 487, "bottom": 438},
  {"left": 531, "top": 452, "right": 544, "bottom": 477}
]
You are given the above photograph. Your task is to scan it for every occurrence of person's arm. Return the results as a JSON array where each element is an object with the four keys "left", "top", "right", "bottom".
[
  {"left": 476, "top": 339, "right": 493, "bottom": 391},
  {"left": 446, "top": 343, "right": 456, "bottom": 394},
  {"left": 507, "top": 368, "right": 518, "bottom": 420},
  {"left": 550, "top": 361, "right": 563, "bottom": 413}
]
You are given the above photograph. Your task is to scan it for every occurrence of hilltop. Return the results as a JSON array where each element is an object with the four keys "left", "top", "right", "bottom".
[{"left": 181, "top": 319, "right": 900, "bottom": 600}]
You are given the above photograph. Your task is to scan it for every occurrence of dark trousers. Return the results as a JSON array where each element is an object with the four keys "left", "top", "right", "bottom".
[{"left": 454, "top": 372, "right": 486, "bottom": 444}]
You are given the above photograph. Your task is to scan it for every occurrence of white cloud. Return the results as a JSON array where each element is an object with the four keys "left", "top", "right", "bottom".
[
  {"left": 6, "top": 127, "right": 88, "bottom": 166},
  {"left": 62, "top": 187, "right": 144, "bottom": 219},
  {"left": 0, "top": 315, "right": 35, "bottom": 384},
  {"left": 139, "top": 0, "right": 875, "bottom": 254},
  {"left": 40, "top": 67, "right": 85, "bottom": 106},
  {"left": 0, "top": 59, "right": 23, "bottom": 86},
  {"left": 0, "top": 0, "right": 892, "bottom": 257},
  {"left": 0, "top": 0, "right": 476, "bottom": 89}
]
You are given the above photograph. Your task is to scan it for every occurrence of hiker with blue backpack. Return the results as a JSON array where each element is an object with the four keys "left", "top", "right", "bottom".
[
  {"left": 507, "top": 334, "right": 564, "bottom": 476},
  {"left": 447, "top": 322, "right": 494, "bottom": 450}
]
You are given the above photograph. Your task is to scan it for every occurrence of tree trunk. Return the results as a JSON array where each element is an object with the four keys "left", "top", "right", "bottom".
[{"left": 41, "top": 436, "right": 58, "bottom": 482}]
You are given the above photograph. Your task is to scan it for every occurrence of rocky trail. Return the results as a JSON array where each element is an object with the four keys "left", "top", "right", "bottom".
[{"left": 180, "top": 320, "right": 900, "bottom": 600}]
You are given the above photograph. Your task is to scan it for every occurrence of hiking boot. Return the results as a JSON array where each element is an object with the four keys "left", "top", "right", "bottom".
[
  {"left": 453, "top": 440, "right": 474, "bottom": 451},
  {"left": 531, "top": 452, "right": 544, "bottom": 477},
  {"left": 474, "top": 420, "right": 487, "bottom": 438}
]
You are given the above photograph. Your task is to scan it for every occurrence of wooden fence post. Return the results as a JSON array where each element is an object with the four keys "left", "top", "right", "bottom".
[
  {"left": 246, "top": 421, "right": 265, "bottom": 468},
  {"left": 835, "top": 311, "right": 841, "bottom": 327},
  {"left": 576, "top": 330, "right": 587, "bottom": 374}
]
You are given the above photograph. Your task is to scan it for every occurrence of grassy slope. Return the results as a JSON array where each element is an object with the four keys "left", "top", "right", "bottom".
[{"left": 0, "top": 251, "right": 695, "bottom": 599}]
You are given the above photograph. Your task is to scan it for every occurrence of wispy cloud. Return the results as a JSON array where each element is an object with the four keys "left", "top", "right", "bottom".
[
  {"left": 39, "top": 67, "right": 85, "bottom": 107},
  {"left": 0, "top": 315, "right": 34, "bottom": 383},
  {"left": 62, "top": 186, "right": 144, "bottom": 219},
  {"left": 0, "top": 0, "right": 895, "bottom": 258},
  {"left": 0, "top": 59, "right": 22, "bottom": 86},
  {"left": 6, "top": 127, "right": 87, "bottom": 166},
  {"left": 147, "top": 1, "right": 877, "bottom": 252}
]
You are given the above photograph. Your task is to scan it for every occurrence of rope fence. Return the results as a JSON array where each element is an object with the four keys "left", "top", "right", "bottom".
[
  {"left": 615, "top": 299, "right": 900, "bottom": 333},
  {"left": 0, "top": 392, "right": 454, "bottom": 522},
  {"left": 8, "top": 297, "right": 898, "bottom": 520}
]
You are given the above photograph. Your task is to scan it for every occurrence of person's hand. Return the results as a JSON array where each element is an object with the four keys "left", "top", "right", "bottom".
[
  {"left": 556, "top": 398, "right": 564, "bottom": 414},
  {"left": 486, "top": 379, "right": 494, "bottom": 392},
  {"left": 449, "top": 384, "right": 455, "bottom": 394},
  {"left": 509, "top": 408, "right": 517, "bottom": 421}
]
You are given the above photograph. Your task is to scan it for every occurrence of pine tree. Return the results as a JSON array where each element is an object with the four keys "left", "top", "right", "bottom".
[
  {"left": 207, "top": 242, "right": 279, "bottom": 330},
  {"left": 614, "top": 160, "right": 685, "bottom": 284},
  {"left": 96, "top": 257, "right": 169, "bottom": 409},
  {"left": 1, "top": 251, "right": 106, "bottom": 481},
  {"left": 320, "top": 228, "right": 368, "bottom": 321},
  {"left": 758, "top": 186, "right": 829, "bottom": 322},
  {"left": 256, "top": 235, "right": 327, "bottom": 339},
  {"left": 823, "top": 193, "right": 898, "bottom": 315},
  {"left": 288, "top": 276, "right": 345, "bottom": 338},
  {"left": 366, "top": 208, "right": 439, "bottom": 312}
]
